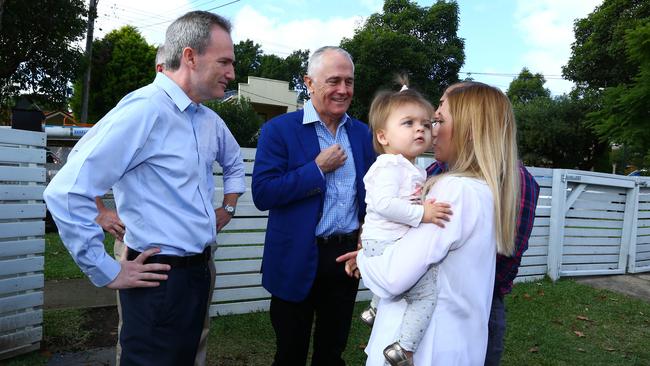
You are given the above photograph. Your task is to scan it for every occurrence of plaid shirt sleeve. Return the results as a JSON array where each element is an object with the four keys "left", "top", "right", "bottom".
[{"left": 426, "top": 161, "right": 540, "bottom": 297}]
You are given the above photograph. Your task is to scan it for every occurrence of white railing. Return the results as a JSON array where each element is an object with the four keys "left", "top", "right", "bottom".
[
  {"left": 0, "top": 129, "right": 46, "bottom": 361},
  {"left": 47, "top": 147, "right": 650, "bottom": 317}
]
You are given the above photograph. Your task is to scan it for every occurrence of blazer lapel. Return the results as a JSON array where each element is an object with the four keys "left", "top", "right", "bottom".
[{"left": 298, "top": 120, "right": 320, "bottom": 159}]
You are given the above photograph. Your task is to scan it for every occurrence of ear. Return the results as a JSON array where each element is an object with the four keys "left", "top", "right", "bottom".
[
  {"left": 376, "top": 129, "right": 389, "bottom": 146},
  {"left": 303, "top": 75, "right": 314, "bottom": 94},
  {"left": 182, "top": 47, "right": 196, "bottom": 68}
]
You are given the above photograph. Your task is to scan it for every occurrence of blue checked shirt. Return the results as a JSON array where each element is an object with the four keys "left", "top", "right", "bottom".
[{"left": 302, "top": 100, "right": 359, "bottom": 236}]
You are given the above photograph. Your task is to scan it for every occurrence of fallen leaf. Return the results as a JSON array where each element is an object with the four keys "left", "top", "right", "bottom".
[
  {"left": 523, "top": 293, "right": 532, "bottom": 299},
  {"left": 574, "top": 331, "right": 585, "bottom": 337},
  {"left": 604, "top": 347, "right": 616, "bottom": 352},
  {"left": 358, "top": 344, "right": 367, "bottom": 349},
  {"left": 577, "top": 315, "right": 590, "bottom": 321},
  {"left": 577, "top": 348, "right": 586, "bottom": 353},
  {"left": 528, "top": 346, "right": 539, "bottom": 353},
  {"left": 537, "top": 290, "right": 545, "bottom": 296}
]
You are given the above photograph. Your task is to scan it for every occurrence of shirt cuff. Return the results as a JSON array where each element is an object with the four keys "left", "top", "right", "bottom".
[
  {"left": 83, "top": 253, "right": 121, "bottom": 287},
  {"left": 222, "top": 178, "right": 246, "bottom": 195}
]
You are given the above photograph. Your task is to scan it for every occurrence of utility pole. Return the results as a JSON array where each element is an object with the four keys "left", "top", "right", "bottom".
[{"left": 80, "top": 0, "right": 98, "bottom": 123}]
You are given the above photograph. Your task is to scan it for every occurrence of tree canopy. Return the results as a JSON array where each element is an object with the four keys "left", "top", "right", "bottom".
[
  {"left": 204, "top": 97, "right": 263, "bottom": 148},
  {"left": 563, "top": 0, "right": 650, "bottom": 168},
  {"left": 233, "top": 40, "right": 309, "bottom": 100},
  {"left": 70, "top": 26, "right": 156, "bottom": 123},
  {"left": 0, "top": 0, "right": 87, "bottom": 110},
  {"left": 506, "top": 68, "right": 550, "bottom": 105},
  {"left": 340, "top": 0, "right": 464, "bottom": 121}
]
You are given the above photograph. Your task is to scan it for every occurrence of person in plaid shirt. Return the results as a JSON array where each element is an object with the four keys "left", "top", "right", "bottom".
[{"left": 426, "top": 83, "right": 540, "bottom": 365}]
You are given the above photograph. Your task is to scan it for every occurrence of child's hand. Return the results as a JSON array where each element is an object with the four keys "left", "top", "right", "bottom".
[{"left": 422, "top": 198, "right": 452, "bottom": 227}]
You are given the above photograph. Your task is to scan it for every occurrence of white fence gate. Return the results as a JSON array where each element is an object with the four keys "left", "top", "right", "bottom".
[{"left": 0, "top": 128, "right": 46, "bottom": 360}]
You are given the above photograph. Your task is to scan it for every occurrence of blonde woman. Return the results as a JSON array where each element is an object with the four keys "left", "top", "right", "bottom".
[{"left": 347, "top": 82, "right": 520, "bottom": 365}]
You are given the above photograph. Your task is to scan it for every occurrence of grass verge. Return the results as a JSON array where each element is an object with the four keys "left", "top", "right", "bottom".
[
  {"left": 44, "top": 233, "right": 115, "bottom": 280},
  {"left": 8, "top": 278, "right": 649, "bottom": 365}
]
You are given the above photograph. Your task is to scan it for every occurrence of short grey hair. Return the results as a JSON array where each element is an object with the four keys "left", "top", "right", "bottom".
[
  {"left": 306, "top": 46, "right": 354, "bottom": 80},
  {"left": 155, "top": 45, "right": 165, "bottom": 67},
  {"left": 163, "top": 11, "right": 232, "bottom": 71}
]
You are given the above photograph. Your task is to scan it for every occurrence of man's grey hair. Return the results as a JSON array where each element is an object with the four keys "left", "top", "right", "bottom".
[
  {"left": 306, "top": 46, "right": 354, "bottom": 80},
  {"left": 162, "top": 11, "right": 232, "bottom": 71},
  {"left": 155, "top": 45, "right": 165, "bottom": 68}
]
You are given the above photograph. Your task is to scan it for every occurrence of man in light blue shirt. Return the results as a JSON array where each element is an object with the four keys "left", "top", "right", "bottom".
[{"left": 44, "top": 11, "right": 244, "bottom": 365}]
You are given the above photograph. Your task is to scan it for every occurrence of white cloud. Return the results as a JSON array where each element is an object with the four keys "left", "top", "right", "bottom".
[
  {"left": 231, "top": 5, "right": 363, "bottom": 56},
  {"left": 94, "top": 0, "right": 194, "bottom": 46},
  {"left": 513, "top": 0, "right": 602, "bottom": 95}
]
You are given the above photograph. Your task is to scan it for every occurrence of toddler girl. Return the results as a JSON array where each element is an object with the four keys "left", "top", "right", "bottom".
[{"left": 360, "top": 80, "right": 451, "bottom": 366}]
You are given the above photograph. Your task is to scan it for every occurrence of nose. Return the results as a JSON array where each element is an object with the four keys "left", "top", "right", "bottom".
[
  {"left": 432, "top": 123, "right": 439, "bottom": 138},
  {"left": 225, "top": 64, "right": 235, "bottom": 82}
]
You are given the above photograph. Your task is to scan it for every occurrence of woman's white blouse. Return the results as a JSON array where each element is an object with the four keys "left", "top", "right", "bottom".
[{"left": 357, "top": 176, "right": 497, "bottom": 366}]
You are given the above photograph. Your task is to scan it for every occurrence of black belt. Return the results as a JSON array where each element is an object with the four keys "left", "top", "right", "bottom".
[
  {"left": 316, "top": 230, "right": 359, "bottom": 246},
  {"left": 126, "top": 247, "right": 211, "bottom": 267}
]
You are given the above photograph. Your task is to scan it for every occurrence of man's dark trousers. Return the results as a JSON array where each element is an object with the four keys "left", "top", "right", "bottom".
[
  {"left": 119, "top": 259, "right": 211, "bottom": 366},
  {"left": 270, "top": 236, "right": 359, "bottom": 366}
]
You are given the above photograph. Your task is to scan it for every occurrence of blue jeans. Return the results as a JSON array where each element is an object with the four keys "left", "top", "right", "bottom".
[{"left": 484, "top": 293, "right": 506, "bottom": 366}]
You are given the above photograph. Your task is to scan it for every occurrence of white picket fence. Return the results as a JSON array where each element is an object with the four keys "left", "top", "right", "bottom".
[
  {"left": 209, "top": 151, "right": 650, "bottom": 316},
  {"left": 0, "top": 129, "right": 46, "bottom": 361}
]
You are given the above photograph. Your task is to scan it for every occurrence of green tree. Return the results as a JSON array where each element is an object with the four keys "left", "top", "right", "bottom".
[
  {"left": 589, "top": 21, "right": 650, "bottom": 168},
  {"left": 0, "top": 0, "right": 87, "bottom": 110},
  {"left": 204, "top": 97, "right": 264, "bottom": 148},
  {"left": 563, "top": 0, "right": 650, "bottom": 169},
  {"left": 70, "top": 26, "right": 156, "bottom": 123},
  {"left": 340, "top": 0, "right": 464, "bottom": 121},
  {"left": 515, "top": 94, "right": 608, "bottom": 170},
  {"left": 233, "top": 39, "right": 263, "bottom": 86},
  {"left": 563, "top": 0, "right": 650, "bottom": 90},
  {"left": 506, "top": 68, "right": 550, "bottom": 105},
  {"left": 233, "top": 40, "right": 308, "bottom": 101}
]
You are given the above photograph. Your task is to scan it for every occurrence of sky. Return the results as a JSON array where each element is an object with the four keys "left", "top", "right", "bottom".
[{"left": 93, "top": 0, "right": 603, "bottom": 96}]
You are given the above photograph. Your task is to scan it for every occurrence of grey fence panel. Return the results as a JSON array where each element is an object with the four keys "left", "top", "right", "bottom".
[
  {"left": 0, "top": 166, "right": 46, "bottom": 182},
  {"left": 0, "top": 129, "right": 45, "bottom": 361},
  {"left": 0, "top": 146, "right": 45, "bottom": 164},
  {"left": 0, "top": 185, "right": 45, "bottom": 201}
]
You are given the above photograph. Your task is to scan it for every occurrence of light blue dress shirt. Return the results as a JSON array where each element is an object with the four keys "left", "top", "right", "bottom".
[
  {"left": 43, "top": 73, "right": 245, "bottom": 287},
  {"left": 302, "top": 100, "right": 358, "bottom": 237}
]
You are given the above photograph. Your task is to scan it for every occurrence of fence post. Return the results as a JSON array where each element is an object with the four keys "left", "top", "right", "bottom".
[
  {"left": 547, "top": 169, "right": 567, "bottom": 281},
  {"left": 624, "top": 180, "right": 640, "bottom": 272}
]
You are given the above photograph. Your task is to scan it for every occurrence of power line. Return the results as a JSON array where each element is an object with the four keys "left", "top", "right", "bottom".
[
  {"left": 459, "top": 71, "right": 566, "bottom": 80},
  {"left": 138, "top": 0, "right": 241, "bottom": 30}
]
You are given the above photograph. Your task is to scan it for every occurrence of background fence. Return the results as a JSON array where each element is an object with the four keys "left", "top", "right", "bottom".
[
  {"left": 0, "top": 129, "right": 46, "bottom": 360},
  {"left": 18, "top": 144, "right": 650, "bottom": 321},
  {"left": 210, "top": 150, "right": 650, "bottom": 316}
]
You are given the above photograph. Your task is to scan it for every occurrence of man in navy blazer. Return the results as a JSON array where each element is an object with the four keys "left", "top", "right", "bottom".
[{"left": 252, "top": 46, "right": 375, "bottom": 365}]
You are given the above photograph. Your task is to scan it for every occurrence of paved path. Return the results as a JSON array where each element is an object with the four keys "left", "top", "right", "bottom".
[
  {"left": 572, "top": 273, "right": 650, "bottom": 303},
  {"left": 45, "top": 278, "right": 116, "bottom": 310}
]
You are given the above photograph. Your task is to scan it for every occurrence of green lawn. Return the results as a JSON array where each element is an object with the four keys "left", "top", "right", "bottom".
[
  {"left": 44, "top": 233, "right": 115, "bottom": 280},
  {"left": 8, "top": 277, "right": 648, "bottom": 366},
  {"left": 27, "top": 236, "right": 650, "bottom": 365}
]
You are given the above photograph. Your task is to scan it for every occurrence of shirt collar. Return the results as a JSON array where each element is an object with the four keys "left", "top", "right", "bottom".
[
  {"left": 302, "top": 100, "right": 350, "bottom": 127},
  {"left": 153, "top": 72, "right": 195, "bottom": 113}
]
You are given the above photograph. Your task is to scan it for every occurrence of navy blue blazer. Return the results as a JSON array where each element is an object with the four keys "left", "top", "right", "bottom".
[{"left": 252, "top": 109, "right": 375, "bottom": 302}]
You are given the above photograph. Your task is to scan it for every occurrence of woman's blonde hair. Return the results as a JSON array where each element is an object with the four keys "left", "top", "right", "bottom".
[
  {"left": 426, "top": 82, "right": 520, "bottom": 256},
  {"left": 368, "top": 75, "right": 435, "bottom": 154}
]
